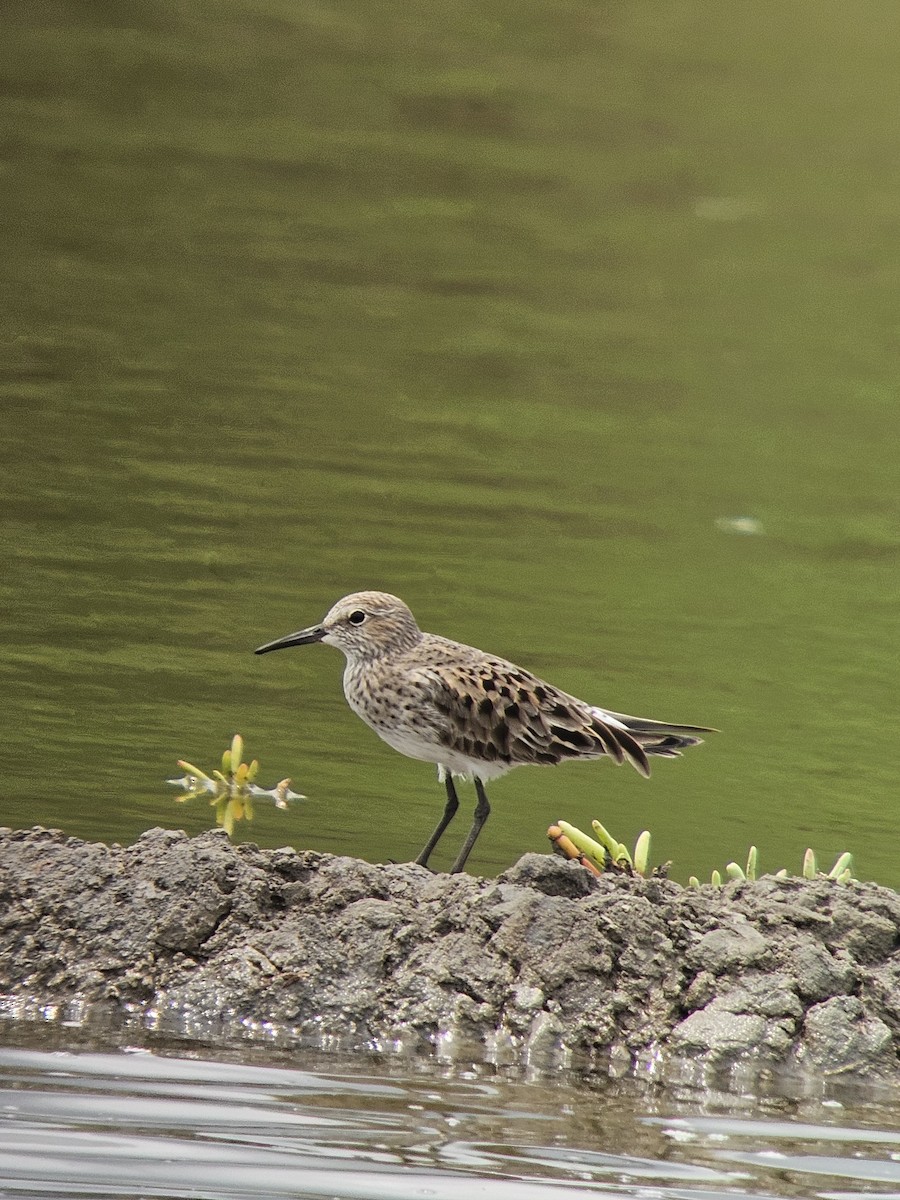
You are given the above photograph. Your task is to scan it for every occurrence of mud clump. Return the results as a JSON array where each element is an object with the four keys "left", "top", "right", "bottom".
[{"left": 1, "top": 826, "right": 898, "bottom": 1086}]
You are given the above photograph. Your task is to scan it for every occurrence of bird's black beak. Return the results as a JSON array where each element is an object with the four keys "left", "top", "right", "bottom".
[{"left": 254, "top": 624, "right": 326, "bottom": 654}]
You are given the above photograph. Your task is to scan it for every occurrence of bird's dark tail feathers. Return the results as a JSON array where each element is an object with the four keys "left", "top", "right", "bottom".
[{"left": 600, "top": 711, "right": 716, "bottom": 759}]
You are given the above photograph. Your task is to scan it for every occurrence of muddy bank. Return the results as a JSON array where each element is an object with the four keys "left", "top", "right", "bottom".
[{"left": 1, "top": 825, "right": 899, "bottom": 1086}]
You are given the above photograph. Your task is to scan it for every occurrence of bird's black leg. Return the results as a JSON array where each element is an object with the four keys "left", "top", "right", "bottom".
[
  {"left": 415, "top": 774, "right": 460, "bottom": 868},
  {"left": 448, "top": 778, "right": 491, "bottom": 875}
]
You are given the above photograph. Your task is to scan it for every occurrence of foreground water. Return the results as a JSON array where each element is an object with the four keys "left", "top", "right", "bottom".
[{"left": 3, "top": 1024, "right": 900, "bottom": 1200}]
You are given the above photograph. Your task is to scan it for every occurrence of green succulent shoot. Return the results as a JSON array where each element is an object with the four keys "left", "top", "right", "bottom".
[
  {"left": 168, "top": 734, "right": 304, "bottom": 837},
  {"left": 550, "top": 818, "right": 855, "bottom": 888}
]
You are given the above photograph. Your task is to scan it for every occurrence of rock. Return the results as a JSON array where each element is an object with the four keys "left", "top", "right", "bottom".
[
  {"left": 796, "top": 996, "right": 896, "bottom": 1077},
  {"left": 499, "top": 853, "right": 597, "bottom": 898},
  {"left": 787, "top": 942, "right": 855, "bottom": 1002},
  {"left": 669, "top": 1004, "right": 768, "bottom": 1064},
  {"left": 2, "top": 826, "right": 900, "bottom": 1087},
  {"left": 689, "top": 918, "right": 770, "bottom": 974}
]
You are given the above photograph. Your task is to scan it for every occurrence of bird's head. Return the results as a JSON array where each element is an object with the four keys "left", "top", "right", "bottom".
[{"left": 255, "top": 591, "right": 422, "bottom": 662}]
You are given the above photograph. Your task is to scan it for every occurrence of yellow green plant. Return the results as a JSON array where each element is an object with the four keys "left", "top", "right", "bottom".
[
  {"left": 687, "top": 846, "right": 854, "bottom": 887},
  {"left": 168, "top": 734, "right": 303, "bottom": 836},
  {"left": 549, "top": 819, "right": 855, "bottom": 886},
  {"left": 548, "top": 820, "right": 660, "bottom": 877}
]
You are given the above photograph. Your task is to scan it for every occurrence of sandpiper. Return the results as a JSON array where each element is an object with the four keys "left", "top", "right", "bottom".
[{"left": 255, "top": 591, "right": 713, "bottom": 873}]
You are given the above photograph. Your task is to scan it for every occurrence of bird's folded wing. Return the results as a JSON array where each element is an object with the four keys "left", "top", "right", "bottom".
[{"left": 414, "top": 663, "right": 650, "bottom": 774}]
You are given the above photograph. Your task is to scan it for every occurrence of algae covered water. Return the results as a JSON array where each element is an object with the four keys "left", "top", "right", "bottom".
[{"left": 2, "top": 1, "right": 898, "bottom": 885}]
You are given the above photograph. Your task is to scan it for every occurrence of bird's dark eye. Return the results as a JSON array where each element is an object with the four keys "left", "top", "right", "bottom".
[{"left": 348, "top": 610, "right": 366, "bottom": 625}]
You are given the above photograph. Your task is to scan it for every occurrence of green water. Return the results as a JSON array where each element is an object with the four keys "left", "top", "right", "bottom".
[{"left": 2, "top": 0, "right": 897, "bottom": 885}]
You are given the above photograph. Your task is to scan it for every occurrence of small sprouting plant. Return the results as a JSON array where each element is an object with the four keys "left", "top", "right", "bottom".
[
  {"left": 548, "top": 820, "right": 664, "bottom": 878},
  {"left": 688, "top": 847, "right": 854, "bottom": 888},
  {"left": 168, "top": 734, "right": 304, "bottom": 836},
  {"left": 549, "top": 819, "right": 855, "bottom": 886}
]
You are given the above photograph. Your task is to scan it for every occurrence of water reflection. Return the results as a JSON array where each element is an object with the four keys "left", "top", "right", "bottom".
[{"left": 2, "top": 1035, "right": 900, "bottom": 1200}]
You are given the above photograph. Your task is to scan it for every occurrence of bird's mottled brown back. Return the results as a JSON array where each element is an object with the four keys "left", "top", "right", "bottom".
[{"left": 391, "top": 636, "right": 652, "bottom": 775}]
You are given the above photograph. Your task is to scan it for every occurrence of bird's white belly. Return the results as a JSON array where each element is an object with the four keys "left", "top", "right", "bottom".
[
  {"left": 343, "top": 665, "right": 514, "bottom": 781},
  {"left": 370, "top": 723, "right": 513, "bottom": 782}
]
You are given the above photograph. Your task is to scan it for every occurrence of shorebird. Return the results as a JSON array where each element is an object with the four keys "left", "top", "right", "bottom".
[{"left": 255, "top": 591, "right": 713, "bottom": 873}]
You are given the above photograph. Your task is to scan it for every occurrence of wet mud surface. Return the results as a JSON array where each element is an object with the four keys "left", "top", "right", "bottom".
[{"left": 2, "top": 826, "right": 899, "bottom": 1086}]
